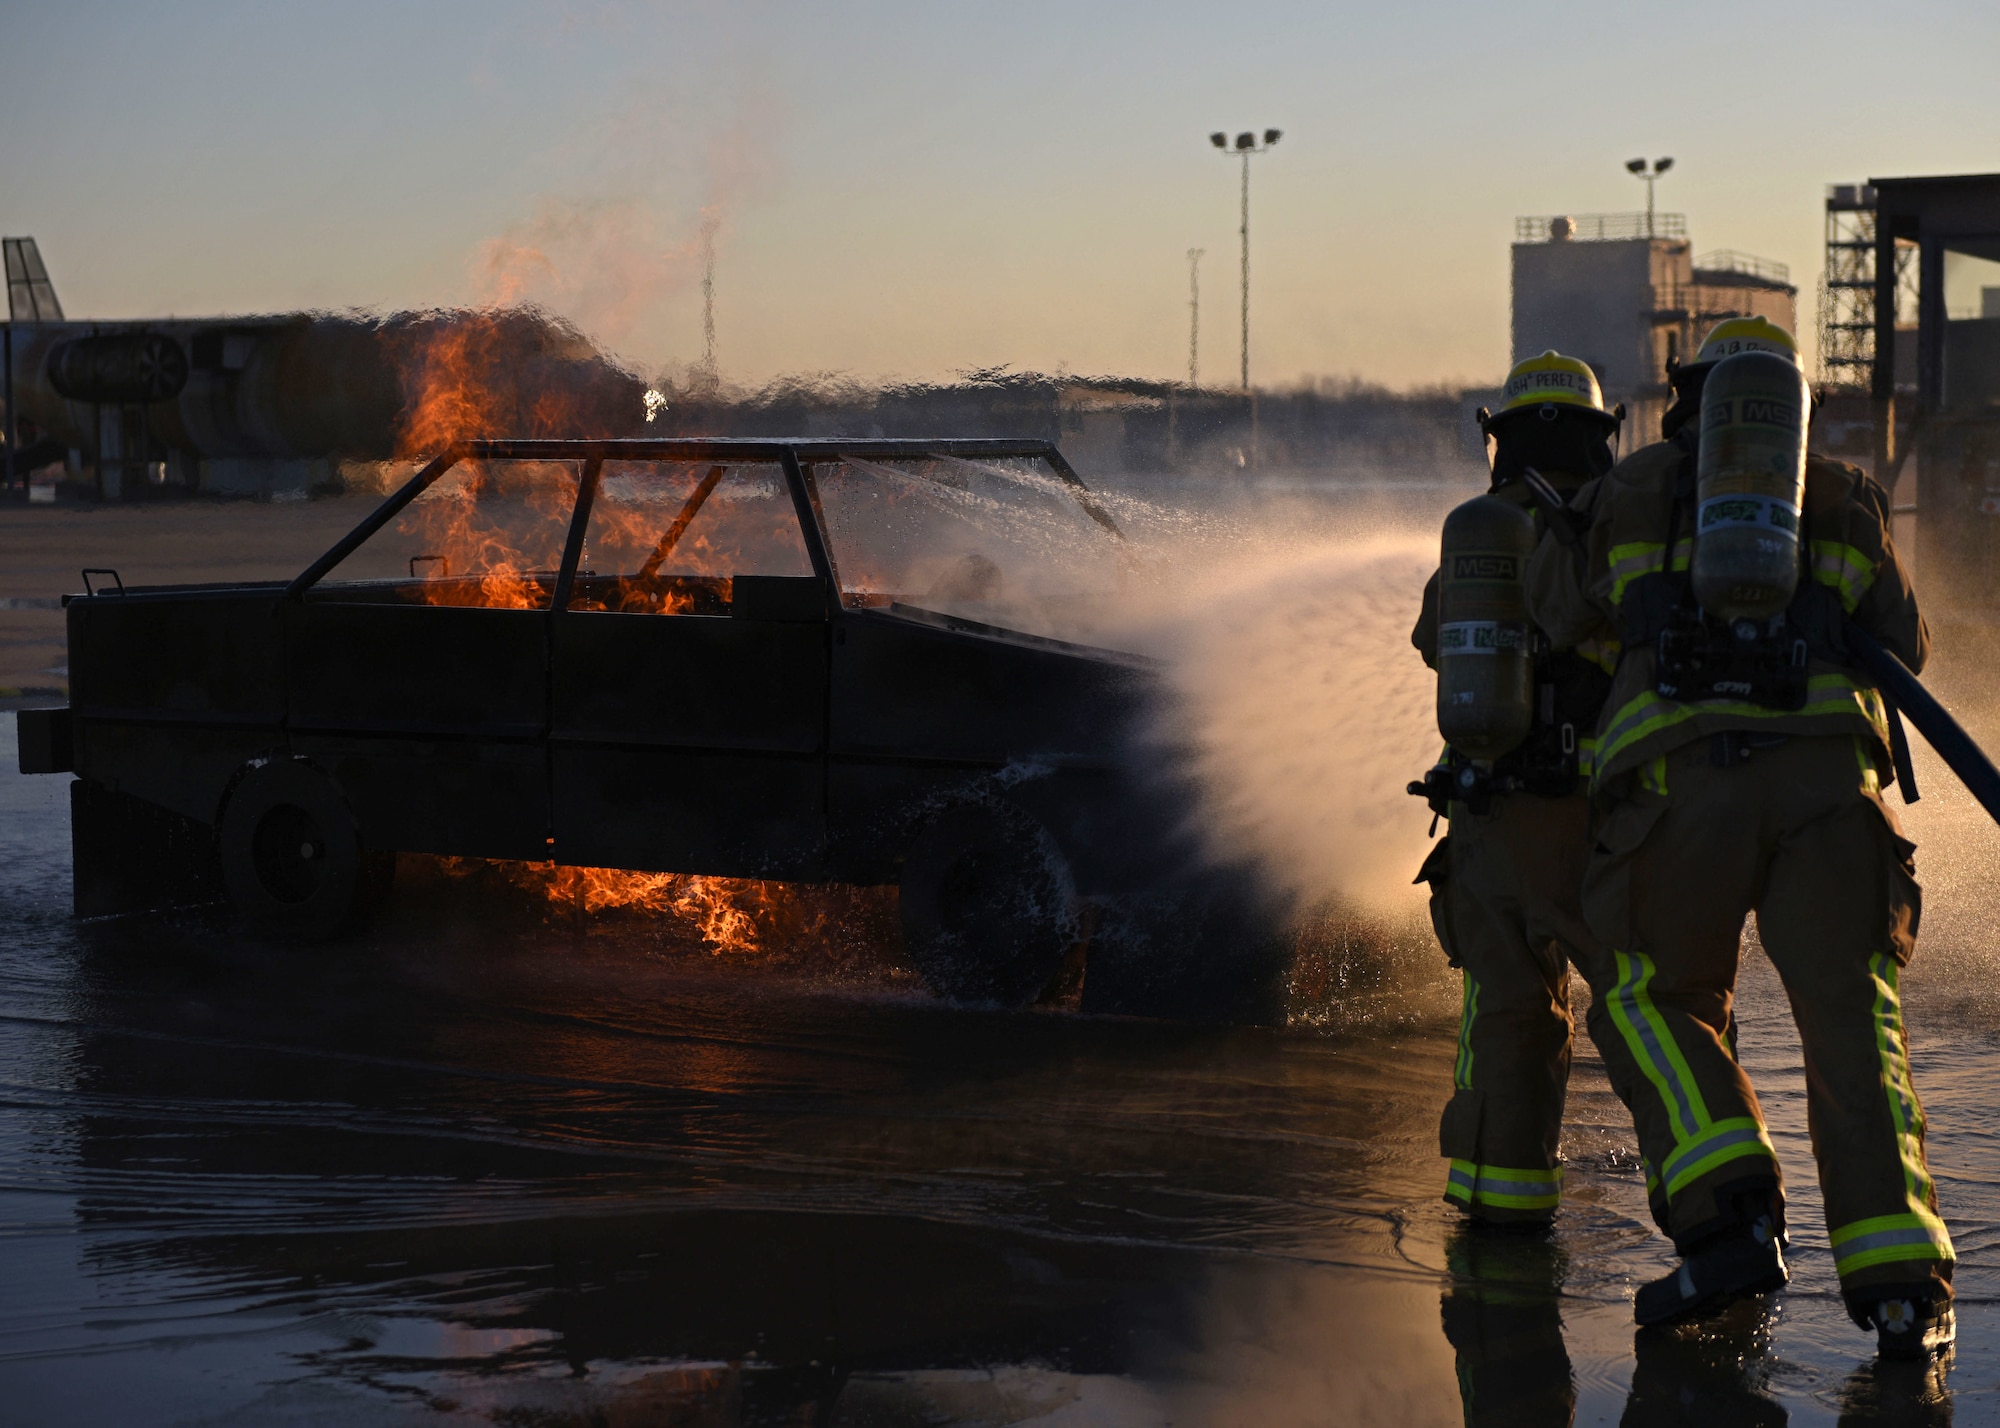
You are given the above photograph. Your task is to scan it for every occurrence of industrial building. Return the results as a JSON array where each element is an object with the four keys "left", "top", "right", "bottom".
[
  {"left": 1509, "top": 212, "right": 1797, "bottom": 443},
  {"left": 1818, "top": 173, "right": 2000, "bottom": 619}
]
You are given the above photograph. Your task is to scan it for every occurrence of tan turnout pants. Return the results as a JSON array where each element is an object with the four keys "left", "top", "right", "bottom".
[
  {"left": 1423, "top": 792, "right": 1596, "bottom": 1223},
  {"left": 1579, "top": 733, "right": 1953, "bottom": 1300}
]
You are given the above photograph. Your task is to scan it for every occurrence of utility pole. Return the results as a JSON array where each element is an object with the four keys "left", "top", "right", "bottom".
[
  {"left": 1626, "top": 156, "right": 1674, "bottom": 238},
  {"left": 699, "top": 215, "right": 718, "bottom": 384},
  {"left": 1210, "top": 129, "right": 1281, "bottom": 391},
  {"left": 1186, "top": 248, "right": 1204, "bottom": 387}
]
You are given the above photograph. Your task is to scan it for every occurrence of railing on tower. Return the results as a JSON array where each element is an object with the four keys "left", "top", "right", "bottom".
[{"left": 1515, "top": 212, "right": 1688, "bottom": 243}]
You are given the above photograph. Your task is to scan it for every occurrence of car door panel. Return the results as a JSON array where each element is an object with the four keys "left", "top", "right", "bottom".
[
  {"left": 550, "top": 606, "right": 828, "bottom": 876},
  {"left": 286, "top": 600, "right": 550, "bottom": 856}
]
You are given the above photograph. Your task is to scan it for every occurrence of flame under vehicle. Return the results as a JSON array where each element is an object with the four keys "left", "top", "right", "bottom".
[{"left": 20, "top": 439, "right": 1284, "bottom": 1020}]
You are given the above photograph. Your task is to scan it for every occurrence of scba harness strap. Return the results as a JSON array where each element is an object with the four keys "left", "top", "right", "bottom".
[{"left": 1619, "top": 442, "right": 1846, "bottom": 713}]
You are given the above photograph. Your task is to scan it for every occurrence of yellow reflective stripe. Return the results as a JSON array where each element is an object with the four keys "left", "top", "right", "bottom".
[
  {"left": 1605, "top": 952, "right": 1778, "bottom": 1204},
  {"left": 1830, "top": 1210, "right": 1954, "bottom": 1276},
  {"left": 1662, "top": 1116, "right": 1776, "bottom": 1197},
  {"left": 1595, "top": 672, "right": 1886, "bottom": 775},
  {"left": 1605, "top": 950, "right": 1709, "bottom": 1143},
  {"left": 1810, "top": 539, "right": 1877, "bottom": 613},
  {"left": 1869, "top": 954, "right": 1951, "bottom": 1244},
  {"left": 1575, "top": 635, "right": 1621, "bottom": 673},
  {"left": 1855, "top": 683, "right": 1889, "bottom": 736},
  {"left": 1454, "top": 974, "right": 1479, "bottom": 1090},
  {"left": 1445, "top": 1160, "right": 1561, "bottom": 1210},
  {"left": 1854, "top": 736, "right": 1881, "bottom": 795},
  {"left": 1576, "top": 735, "right": 1598, "bottom": 779},
  {"left": 1607, "top": 537, "right": 1691, "bottom": 604},
  {"left": 1638, "top": 755, "right": 1668, "bottom": 796}
]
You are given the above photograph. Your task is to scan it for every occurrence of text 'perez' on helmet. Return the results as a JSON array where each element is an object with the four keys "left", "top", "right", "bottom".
[{"left": 1484, "top": 351, "right": 1618, "bottom": 432}]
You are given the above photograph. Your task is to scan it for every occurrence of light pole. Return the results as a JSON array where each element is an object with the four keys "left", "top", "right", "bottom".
[
  {"left": 1626, "top": 156, "right": 1674, "bottom": 237},
  {"left": 1210, "top": 128, "right": 1281, "bottom": 391},
  {"left": 1186, "top": 247, "right": 1204, "bottom": 387},
  {"left": 696, "top": 212, "right": 720, "bottom": 387}
]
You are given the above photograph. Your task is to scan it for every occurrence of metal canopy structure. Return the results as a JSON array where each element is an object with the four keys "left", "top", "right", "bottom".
[
  {"left": 1854, "top": 172, "right": 2000, "bottom": 621},
  {"left": 1867, "top": 171, "right": 2000, "bottom": 471}
]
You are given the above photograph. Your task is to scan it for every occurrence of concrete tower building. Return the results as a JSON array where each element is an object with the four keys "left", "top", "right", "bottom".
[{"left": 1510, "top": 212, "right": 1797, "bottom": 443}]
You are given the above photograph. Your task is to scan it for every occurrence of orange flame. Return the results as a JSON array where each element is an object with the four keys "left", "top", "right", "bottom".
[
  {"left": 424, "top": 856, "right": 893, "bottom": 961},
  {"left": 384, "top": 309, "right": 640, "bottom": 612},
  {"left": 544, "top": 865, "right": 767, "bottom": 955},
  {"left": 393, "top": 308, "right": 631, "bottom": 459}
]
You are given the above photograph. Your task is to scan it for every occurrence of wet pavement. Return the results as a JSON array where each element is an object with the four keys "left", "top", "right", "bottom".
[{"left": 2, "top": 702, "right": 1997, "bottom": 1425}]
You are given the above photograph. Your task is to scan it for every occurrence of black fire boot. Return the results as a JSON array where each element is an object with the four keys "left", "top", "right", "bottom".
[
  {"left": 1863, "top": 1294, "right": 1956, "bottom": 1361},
  {"left": 1633, "top": 1213, "right": 1787, "bottom": 1326}
]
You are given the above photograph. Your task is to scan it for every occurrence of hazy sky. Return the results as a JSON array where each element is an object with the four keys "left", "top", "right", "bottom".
[{"left": 4, "top": 0, "right": 1995, "bottom": 389}]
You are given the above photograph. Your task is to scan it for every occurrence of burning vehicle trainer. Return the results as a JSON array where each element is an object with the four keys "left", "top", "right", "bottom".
[{"left": 19, "top": 439, "right": 1285, "bottom": 1019}]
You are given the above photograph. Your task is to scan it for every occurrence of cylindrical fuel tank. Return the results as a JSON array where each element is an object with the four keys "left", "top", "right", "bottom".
[
  {"left": 1691, "top": 350, "right": 1809, "bottom": 621},
  {"left": 1436, "top": 494, "right": 1537, "bottom": 759},
  {"left": 46, "top": 333, "right": 189, "bottom": 403}
]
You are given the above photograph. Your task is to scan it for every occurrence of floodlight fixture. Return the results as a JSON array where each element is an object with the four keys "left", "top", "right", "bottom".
[
  {"left": 1626, "top": 156, "right": 1675, "bottom": 236},
  {"left": 1207, "top": 127, "right": 1284, "bottom": 392}
]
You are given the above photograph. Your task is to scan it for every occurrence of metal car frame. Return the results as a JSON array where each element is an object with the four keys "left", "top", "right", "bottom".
[{"left": 23, "top": 437, "right": 1286, "bottom": 1018}]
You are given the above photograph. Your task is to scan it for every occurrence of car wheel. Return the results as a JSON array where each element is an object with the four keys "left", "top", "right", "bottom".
[
  {"left": 219, "top": 759, "right": 389, "bottom": 939},
  {"left": 899, "top": 800, "right": 1081, "bottom": 1008}
]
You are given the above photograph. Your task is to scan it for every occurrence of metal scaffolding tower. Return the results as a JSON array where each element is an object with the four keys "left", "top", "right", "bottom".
[
  {"left": 1819, "top": 184, "right": 1913, "bottom": 390},
  {"left": 1820, "top": 186, "right": 1877, "bottom": 388}
]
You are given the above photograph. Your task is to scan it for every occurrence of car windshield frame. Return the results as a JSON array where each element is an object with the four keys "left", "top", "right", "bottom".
[{"left": 286, "top": 439, "right": 1125, "bottom": 623}]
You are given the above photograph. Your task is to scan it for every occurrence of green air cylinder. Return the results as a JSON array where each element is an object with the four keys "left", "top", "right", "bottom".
[
  {"left": 1692, "top": 350, "right": 1809, "bottom": 621},
  {"left": 1436, "top": 494, "right": 1536, "bottom": 759}
]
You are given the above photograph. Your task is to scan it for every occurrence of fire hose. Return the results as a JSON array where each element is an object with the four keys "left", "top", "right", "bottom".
[{"left": 1844, "top": 622, "right": 2000, "bottom": 825}]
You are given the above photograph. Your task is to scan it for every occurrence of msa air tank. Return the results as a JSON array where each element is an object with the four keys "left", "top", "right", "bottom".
[
  {"left": 1691, "top": 350, "right": 1809, "bottom": 621},
  {"left": 1436, "top": 494, "right": 1536, "bottom": 758}
]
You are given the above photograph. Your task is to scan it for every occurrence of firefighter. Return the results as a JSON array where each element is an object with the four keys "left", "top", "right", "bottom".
[
  {"left": 1439, "top": 1226, "right": 1576, "bottom": 1426},
  {"left": 1524, "top": 316, "right": 1954, "bottom": 1358},
  {"left": 1412, "top": 350, "right": 1620, "bottom": 1229}
]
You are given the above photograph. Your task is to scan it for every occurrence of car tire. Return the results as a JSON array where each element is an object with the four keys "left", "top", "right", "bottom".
[
  {"left": 899, "top": 800, "right": 1081, "bottom": 1008},
  {"left": 219, "top": 759, "right": 389, "bottom": 940}
]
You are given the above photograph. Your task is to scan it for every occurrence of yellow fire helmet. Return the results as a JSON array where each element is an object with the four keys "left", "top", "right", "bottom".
[
  {"left": 1484, "top": 350, "right": 1618, "bottom": 431},
  {"left": 1693, "top": 315, "right": 1799, "bottom": 368}
]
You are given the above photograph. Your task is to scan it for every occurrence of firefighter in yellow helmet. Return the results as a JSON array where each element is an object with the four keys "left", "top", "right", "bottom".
[
  {"left": 1525, "top": 316, "right": 1954, "bottom": 1358},
  {"left": 1411, "top": 350, "right": 1621, "bottom": 1230}
]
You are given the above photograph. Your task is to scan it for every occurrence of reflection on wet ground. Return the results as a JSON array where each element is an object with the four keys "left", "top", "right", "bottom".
[{"left": 1, "top": 713, "right": 1995, "bottom": 1425}]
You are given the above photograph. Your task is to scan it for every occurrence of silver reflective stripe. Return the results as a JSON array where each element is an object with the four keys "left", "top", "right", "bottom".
[
  {"left": 1471, "top": 1173, "right": 1558, "bottom": 1199},
  {"left": 1612, "top": 954, "right": 1699, "bottom": 1137},
  {"left": 1438, "top": 621, "right": 1525, "bottom": 657},
  {"left": 1663, "top": 1122, "right": 1767, "bottom": 1187},
  {"left": 1699, "top": 493, "right": 1800, "bottom": 534},
  {"left": 1834, "top": 1224, "right": 1942, "bottom": 1265}
]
